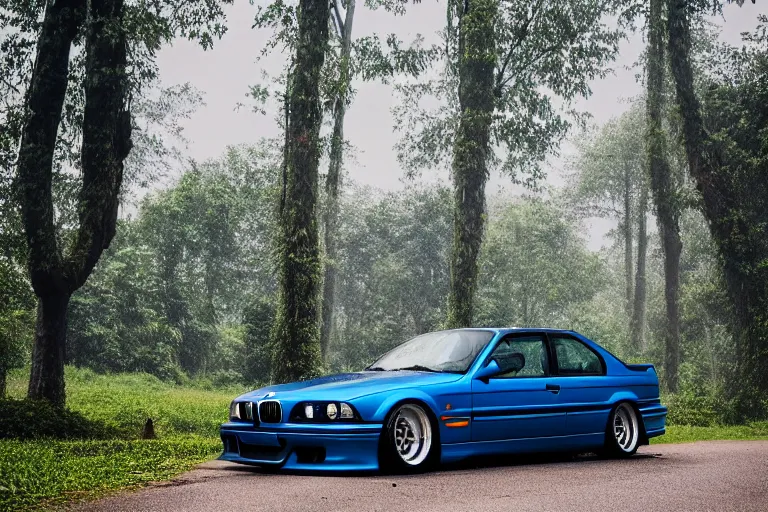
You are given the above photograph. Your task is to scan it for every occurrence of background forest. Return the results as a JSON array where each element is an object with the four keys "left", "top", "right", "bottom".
[{"left": 1, "top": 0, "right": 767, "bottom": 431}]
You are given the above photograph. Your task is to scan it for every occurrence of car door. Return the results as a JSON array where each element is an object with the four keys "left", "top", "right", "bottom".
[
  {"left": 471, "top": 333, "right": 567, "bottom": 442},
  {"left": 546, "top": 333, "right": 612, "bottom": 436}
]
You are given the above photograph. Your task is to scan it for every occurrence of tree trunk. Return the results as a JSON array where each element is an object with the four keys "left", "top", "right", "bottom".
[
  {"left": 320, "top": 0, "right": 355, "bottom": 361},
  {"left": 27, "top": 293, "right": 70, "bottom": 406},
  {"left": 16, "top": 0, "right": 83, "bottom": 407},
  {"left": 647, "top": 0, "right": 681, "bottom": 393},
  {"left": 67, "top": 0, "right": 132, "bottom": 287},
  {"left": 446, "top": 0, "right": 497, "bottom": 328},
  {"left": 630, "top": 180, "right": 648, "bottom": 354},
  {"left": 17, "top": 0, "right": 131, "bottom": 407},
  {"left": 623, "top": 162, "right": 633, "bottom": 318},
  {"left": 660, "top": 227, "right": 681, "bottom": 392},
  {"left": 271, "top": 0, "right": 330, "bottom": 383},
  {"left": 16, "top": 0, "right": 84, "bottom": 298}
]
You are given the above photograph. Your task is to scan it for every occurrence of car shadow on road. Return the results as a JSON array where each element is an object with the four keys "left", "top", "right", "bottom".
[
  {"left": 440, "top": 450, "right": 662, "bottom": 473},
  {"left": 215, "top": 450, "right": 663, "bottom": 479}
]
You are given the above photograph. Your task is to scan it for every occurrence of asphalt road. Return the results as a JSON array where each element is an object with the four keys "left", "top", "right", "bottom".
[{"left": 72, "top": 441, "right": 768, "bottom": 512}]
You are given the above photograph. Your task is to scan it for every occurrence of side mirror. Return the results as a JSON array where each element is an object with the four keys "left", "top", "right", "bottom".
[
  {"left": 474, "top": 359, "right": 501, "bottom": 381},
  {"left": 474, "top": 353, "right": 525, "bottom": 381}
]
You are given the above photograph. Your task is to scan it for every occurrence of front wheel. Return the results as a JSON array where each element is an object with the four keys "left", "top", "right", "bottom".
[
  {"left": 380, "top": 403, "right": 435, "bottom": 473},
  {"left": 603, "top": 402, "right": 641, "bottom": 457}
]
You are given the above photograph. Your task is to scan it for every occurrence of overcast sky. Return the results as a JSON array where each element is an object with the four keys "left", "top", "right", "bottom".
[{"left": 153, "top": 0, "right": 765, "bottom": 248}]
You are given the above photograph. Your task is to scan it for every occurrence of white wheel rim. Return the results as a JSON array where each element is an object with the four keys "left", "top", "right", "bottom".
[
  {"left": 613, "top": 403, "right": 639, "bottom": 453},
  {"left": 392, "top": 405, "right": 432, "bottom": 466}
]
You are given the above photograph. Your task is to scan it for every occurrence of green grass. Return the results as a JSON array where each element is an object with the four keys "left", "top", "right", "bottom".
[
  {"left": 1, "top": 367, "right": 244, "bottom": 511},
  {"left": 0, "top": 437, "right": 221, "bottom": 511},
  {"left": 652, "top": 422, "right": 768, "bottom": 444},
  {"left": 5, "top": 367, "right": 245, "bottom": 439}
]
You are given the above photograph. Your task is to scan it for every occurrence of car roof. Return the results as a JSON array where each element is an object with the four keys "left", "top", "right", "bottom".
[{"left": 446, "top": 327, "right": 578, "bottom": 335}]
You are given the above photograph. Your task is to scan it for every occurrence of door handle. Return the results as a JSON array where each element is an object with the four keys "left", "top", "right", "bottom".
[{"left": 546, "top": 384, "right": 560, "bottom": 394}]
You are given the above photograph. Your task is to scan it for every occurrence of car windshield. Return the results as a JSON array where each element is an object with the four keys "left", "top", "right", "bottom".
[{"left": 366, "top": 330, "right": 494, "bottom": 373}]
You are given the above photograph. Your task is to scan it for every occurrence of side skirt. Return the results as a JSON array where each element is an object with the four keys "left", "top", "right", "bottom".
[{"left": 440, "top": 433, "right": 605, "bottom": 464}]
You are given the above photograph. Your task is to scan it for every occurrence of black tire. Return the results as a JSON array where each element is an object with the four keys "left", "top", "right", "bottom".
[
  {"left": 379, "top": 403, "right": 437, "bottom": 473},
  {"left": 603, "top": 401, "right": 641, "bottom": 458}
]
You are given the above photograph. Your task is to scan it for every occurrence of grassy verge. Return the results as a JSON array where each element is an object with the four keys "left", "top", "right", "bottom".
[
  {"left": 652, "top": 422, "right": 768, "bottom": 444},
  {"left": 0, "top": 437, "right": 221, "bottom": 511},
  {"left": 5, "top": 367, "right": 244, "bottom": 439},
  {"left": 1, "top": 367, "right": 242, "bottom": 511}
]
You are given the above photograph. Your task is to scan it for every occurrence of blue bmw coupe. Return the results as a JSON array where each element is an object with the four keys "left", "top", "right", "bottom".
[{"left": 220, "top": 328, "right": 667, "bottom": 472}]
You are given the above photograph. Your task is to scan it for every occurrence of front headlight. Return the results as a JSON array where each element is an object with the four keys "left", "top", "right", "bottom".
[
  {"left": 229, "top": 401, "right": 253, "bottom": 421},
  {"left": 340, "top": 403, "right": 354, "bottom": 419},
  {"left": 290, "top": 401, "right": 361, "bottom": 422}
]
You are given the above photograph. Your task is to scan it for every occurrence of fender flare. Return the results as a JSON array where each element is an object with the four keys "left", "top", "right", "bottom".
[{"left": 371, "top": 390, "right": 442, "bottom": 424}]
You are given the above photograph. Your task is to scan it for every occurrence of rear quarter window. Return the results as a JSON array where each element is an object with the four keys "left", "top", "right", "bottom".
[{"left": 551, "top": 336, "right": 604, "bottom": 375}]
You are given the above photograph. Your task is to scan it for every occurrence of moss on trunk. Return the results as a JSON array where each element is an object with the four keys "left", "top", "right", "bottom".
[
  {"left": 271, "top": 0, "right": 331, "bottom": 383},
  {"left": 446, "top": 0, "right": 497, "bottom": 329}
]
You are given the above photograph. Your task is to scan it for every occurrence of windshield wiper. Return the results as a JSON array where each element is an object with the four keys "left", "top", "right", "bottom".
[
  {"left": 366, "top": 364, "right": 459, "bottom": 373},
  {"left": 392, "top": 365, "right": 440, "bottom": 372}
]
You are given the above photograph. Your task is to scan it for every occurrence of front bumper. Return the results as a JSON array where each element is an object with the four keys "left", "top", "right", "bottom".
[{"left": 219, "top": 422, "right": 383, "bottom": 471}]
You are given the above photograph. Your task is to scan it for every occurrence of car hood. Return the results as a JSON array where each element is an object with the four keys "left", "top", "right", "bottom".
[{"left": 238, "top": 371, "right": 463, "bottom": 402}]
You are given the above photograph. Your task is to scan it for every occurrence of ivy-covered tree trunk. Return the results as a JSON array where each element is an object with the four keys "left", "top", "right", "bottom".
[
  {"left": 446, "top": 0, "right": 497, "bottom": 329},
  {"left": 18, "top": 0, "right": 131, "bottom": 407},
  {"left": 630, "top": 179, "right": 648, "bottom": 353},
  {"left": 647, "top": 0, "right": 681, "bottom": 392},
  {"left": 320, "top": 0, "right": 355, "bottom": 361},
  {"left": 271, "top": 0, "right": 330, "bottom": 382},
  {"left": 623, "top": 162, "right": 634, "bottom": 318},
  {"left": 667, "top": 0, "right": 768, "bottom": 417}
]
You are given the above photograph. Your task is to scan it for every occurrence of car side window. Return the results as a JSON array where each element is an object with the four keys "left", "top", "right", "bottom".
[
  {"left": 552, "top": 336, "right": 603, "bottom": 375},
  {"left": 488, "top": 335, "right": 549, "bottom": 378}
]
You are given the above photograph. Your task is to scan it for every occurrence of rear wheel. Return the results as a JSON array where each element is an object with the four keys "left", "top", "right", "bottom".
[
  {"left": 380, "top": 403, "right": 435, "bottom": 473},
  {"left": 603, "top": 402, "right": 641, "bottom": 457}
]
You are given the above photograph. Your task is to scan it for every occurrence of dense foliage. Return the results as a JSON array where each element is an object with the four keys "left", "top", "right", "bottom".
[
  {"left": 1, "top": 123, "right": 764, "bottom": 423},
  {"left": 18, "top": 138, "right": 732, "bottom": 421},
  {"left": 668, "top": 7, "right": 768, "bottom": 418}
]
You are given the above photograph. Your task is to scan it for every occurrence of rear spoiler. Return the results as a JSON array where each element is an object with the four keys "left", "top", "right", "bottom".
[{"left": 625, "top": 363, "right": 655, "bottom": 372}]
